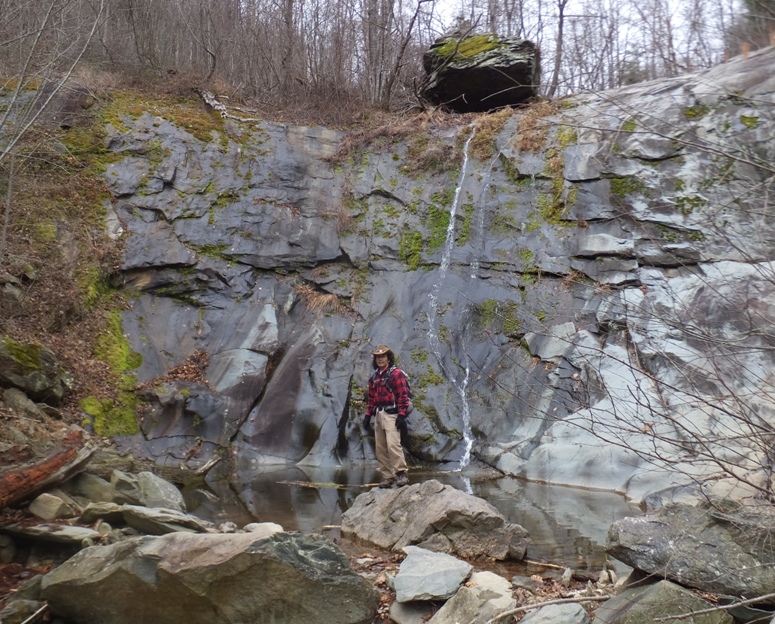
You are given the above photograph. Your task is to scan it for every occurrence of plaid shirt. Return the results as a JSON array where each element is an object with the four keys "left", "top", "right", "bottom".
[{"left": 367, "top": 366, "right": 410, "bottom": 418}]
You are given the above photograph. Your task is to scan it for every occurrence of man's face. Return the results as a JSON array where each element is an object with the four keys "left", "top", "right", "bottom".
[{"left": 375, "top": 354, "right": 389, "bottom": 369}]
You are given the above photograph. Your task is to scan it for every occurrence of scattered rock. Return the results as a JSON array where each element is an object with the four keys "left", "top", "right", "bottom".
[
  {"left": 393, "top": 546, "right": 472, "bottom": 602},
  {"left": 427, "top": 571, "right": 516, "bottom": 624}
]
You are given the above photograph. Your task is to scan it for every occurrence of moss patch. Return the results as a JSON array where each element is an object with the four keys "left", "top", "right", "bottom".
[{"left": 434, "top": 34, "right": 501, "bottom": 59}]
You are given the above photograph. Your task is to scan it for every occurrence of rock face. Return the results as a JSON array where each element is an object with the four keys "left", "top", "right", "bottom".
[
  {"left": 40, "top": 531, "right": 380, "bottom": 624},
  {"left": 92, "top": 47, "right": 775, "bottom": 505},
  {"left": 340, "top": 480, "right": 528, "bottom": 560},
  {"left": 607, "top": 501, "right": 775, "bottom": 597},
  {"left": 421, "top": 34, "right": 539, "bottom": 112}
]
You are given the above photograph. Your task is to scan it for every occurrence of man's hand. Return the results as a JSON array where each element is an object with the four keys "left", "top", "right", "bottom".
[
  {"left": 395, "top": 414, "right": 408, "bottom": 436},
  {"left": 363, "top": 414, "right": 372, "bottom": 430}
]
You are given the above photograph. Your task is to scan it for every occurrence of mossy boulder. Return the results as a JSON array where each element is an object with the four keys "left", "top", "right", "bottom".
[
  {"left": 0, "top": 337, "right": 72, "bottom": 406},
  {"left": 421, "top": 33, "right": 539, "bottom": 113}
]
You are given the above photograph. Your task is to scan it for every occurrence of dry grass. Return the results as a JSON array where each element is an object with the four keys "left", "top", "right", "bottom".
[
  {"left": 331, "top": 108, "right": 464, "bottom": 165},
  {"left": 514, "top": 100, "right": 559, "bottom": 152},
  {"left": 470, "top": 107, "right": 516, "bottom": 160},
  {"left": 322, "top": 203, "right": 356, "bottom": 234},
  {"left": 294, "top": 284, "right": 347, "bottom": 315}
]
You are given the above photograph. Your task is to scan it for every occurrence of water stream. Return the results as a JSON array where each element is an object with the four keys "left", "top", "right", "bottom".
[{"left": 426, "top": 126, "right": 476, "bottom": 480}]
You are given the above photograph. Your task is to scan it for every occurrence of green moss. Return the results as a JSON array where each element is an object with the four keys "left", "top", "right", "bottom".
[
  {"left": 427, "top": 203, "right": 451, "bottom": 252},
  {"left": 557, "top": 126, "right": 578, "bottom": 148},
  {"left": 4, "top": 338, "right": 44, "bottom": 372},
  {"left": 196, "top": 243, "right": 229, "bottom": 259},
  {"left": 610, "top": 176, "right": 648, "bottom": 198},
  {"left": 683, "top": 104, "right": 711, "bottom": 119},
  {"left": 457, "top": 202, "right": 474, "bottom": 245},
  {"left": 519, "top": 248, "right": 534, "bottom": 262},
  {"left": 411, "top": 348, "right": 429, "bottom": 364},
  {"left": 740, "top": 114, "right": 759, "bottom": 129},
  {"left": 675, "top": 194, "right": 707, "bottom": 215},
  {"left": 435, "top": 34, "right": 500, "bottom": 59},
  {"left": 620, "top": 117, "right": 637, "bottom": 133},
  {"left": 399, "top": 230, "right": 423, "bottom": 270},
  {"left": 89, "top": 310, "right": 143, "bottom": 436}
]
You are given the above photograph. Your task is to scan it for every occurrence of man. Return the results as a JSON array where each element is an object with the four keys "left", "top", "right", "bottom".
[{"left": 364, "top": 344, "right": 410, "bottom": 488}]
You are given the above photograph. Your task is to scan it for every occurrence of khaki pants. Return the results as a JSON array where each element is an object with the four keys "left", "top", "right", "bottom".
[{"left": 375, "top": 409, "right": 408, "bottom": 479}]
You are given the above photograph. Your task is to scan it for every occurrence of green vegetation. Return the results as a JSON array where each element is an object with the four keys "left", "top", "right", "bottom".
[
  {"left": 4, "top": 338, "right": 45, "bottom": 372},
  {"left": 399, "top": 229, "right": 423, "bottom": 270},
  {"left": 434, "top": 34, "right": 500, "bottom": 59},
  {"left": 675, "top": 194, "right": 707, "bottom": 215},
  {"left": 610, "top": 176, "right": 648, "bottom": 198},
  {"left": 683, "top": 104, "right": 711, "bottom": 119},
  {"left": 82, "top": 310, "right": 143, "bottom": 436},
  {"left": 620, "top": 117, "right": 637, "bottom": 133},
  {"left": 740, "top": 114, "right": 759, "bottom": 129}
]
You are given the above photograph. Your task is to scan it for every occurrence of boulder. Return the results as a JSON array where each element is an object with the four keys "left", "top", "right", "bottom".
[
  {"left": 594, "top": 579, "right": 733, "bottom": 624},
  {"left": 40, "top": 530, "right": 380, "bottom": 624},
  {"left": 427, "top": 571, "right": 516, "bottom": 624},
  {"left": 607, "top": 501, "right": 775, "bottom": 597},
  {"left": 340, "top": 480, "right": 529, "bottom": 560},
  {"left": 420, "top": 33, "right": 539, "bottom": 112},
  {"left": 393, "top": 546, "right": 472, "bottom": 602},
  {"left": 0, "top": 338, "right": 72, "bottom": 405}
]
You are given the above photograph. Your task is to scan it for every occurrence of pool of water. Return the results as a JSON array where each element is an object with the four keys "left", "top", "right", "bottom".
[{"left": 183, "top": 462, "right": 640, "bottom": 575}]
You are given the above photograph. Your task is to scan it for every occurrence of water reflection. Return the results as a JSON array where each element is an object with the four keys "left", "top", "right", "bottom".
[{"left": 182, "top": 464, "right": 639, "bottom": 574}]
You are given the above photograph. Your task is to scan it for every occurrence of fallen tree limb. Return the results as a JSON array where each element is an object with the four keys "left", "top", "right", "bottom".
[
  {"left": 0, "top": 430, "right": 95, "bottom": 510},
  {"left": 194, "top": 88, "right": 261, "bottom": 122}
]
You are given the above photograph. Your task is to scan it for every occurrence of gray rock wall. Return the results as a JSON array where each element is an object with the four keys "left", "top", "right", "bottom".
[{"left": 110, "top": 47, "right": 775, "bottom": 504}]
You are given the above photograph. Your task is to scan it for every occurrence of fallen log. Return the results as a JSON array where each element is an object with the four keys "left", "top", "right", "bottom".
[{"left": 0, "top": 430, "right": 95, "bottom": 510}]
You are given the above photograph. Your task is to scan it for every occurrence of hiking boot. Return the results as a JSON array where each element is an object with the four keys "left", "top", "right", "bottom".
[
  {"left": 396, "top": 471, "right": 409, "bottom": 487},
  {"left": 379, "top": 477, "right": 396, "bottom": 489}
]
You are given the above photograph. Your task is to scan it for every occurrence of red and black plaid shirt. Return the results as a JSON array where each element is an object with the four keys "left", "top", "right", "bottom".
[{"left": 367, "top": 367, "right": 410, "bottom": 418}]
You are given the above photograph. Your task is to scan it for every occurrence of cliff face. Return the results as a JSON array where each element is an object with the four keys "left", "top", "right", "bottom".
[{"left": 109, "top": 47, "right": 775, "bottom": 504}]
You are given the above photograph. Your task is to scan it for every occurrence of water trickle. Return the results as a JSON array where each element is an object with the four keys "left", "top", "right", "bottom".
[
  {"left": 470, "top": 151, "right": 501, "bottom": 279},
  {"left": 427, "top": 126, "right": 476, "bottom": 481}
]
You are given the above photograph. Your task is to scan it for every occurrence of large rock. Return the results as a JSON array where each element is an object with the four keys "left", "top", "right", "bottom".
[
  {"left": 421, "top": 33, "right": 539, "bottom": 112},
  {"left": 594, "top": 579, "right": 733, "bottom": 624},
  {"left": 607, "top": 500, "right": 775, "bottom": 597},
  {"left": 340, "top": 480, "right": 529, "bottom": 560},
  {"left": 40, "top": 530, "right": 379, "bottom": 624},
  {"left": 0, "top": 338, "right": 71, "bottom": 405}
]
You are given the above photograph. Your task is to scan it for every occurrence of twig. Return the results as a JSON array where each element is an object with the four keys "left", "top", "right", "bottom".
[
  {"left": 653, "top": 592, "right": 775, "bottom": 621},
  {"left": 19, "top": 603, "right": 48, "bottom": 624},
  {"left": 485, "top": 594, "right": 611, "bottom": 623}
]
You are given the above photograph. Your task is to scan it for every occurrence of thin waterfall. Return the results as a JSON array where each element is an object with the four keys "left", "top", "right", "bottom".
[
  {"left": 427, "top": 126, "right": 476, "bottom": 483},
  {"left": 470, "top": 151, "right": 501, "bottom": 278}
]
